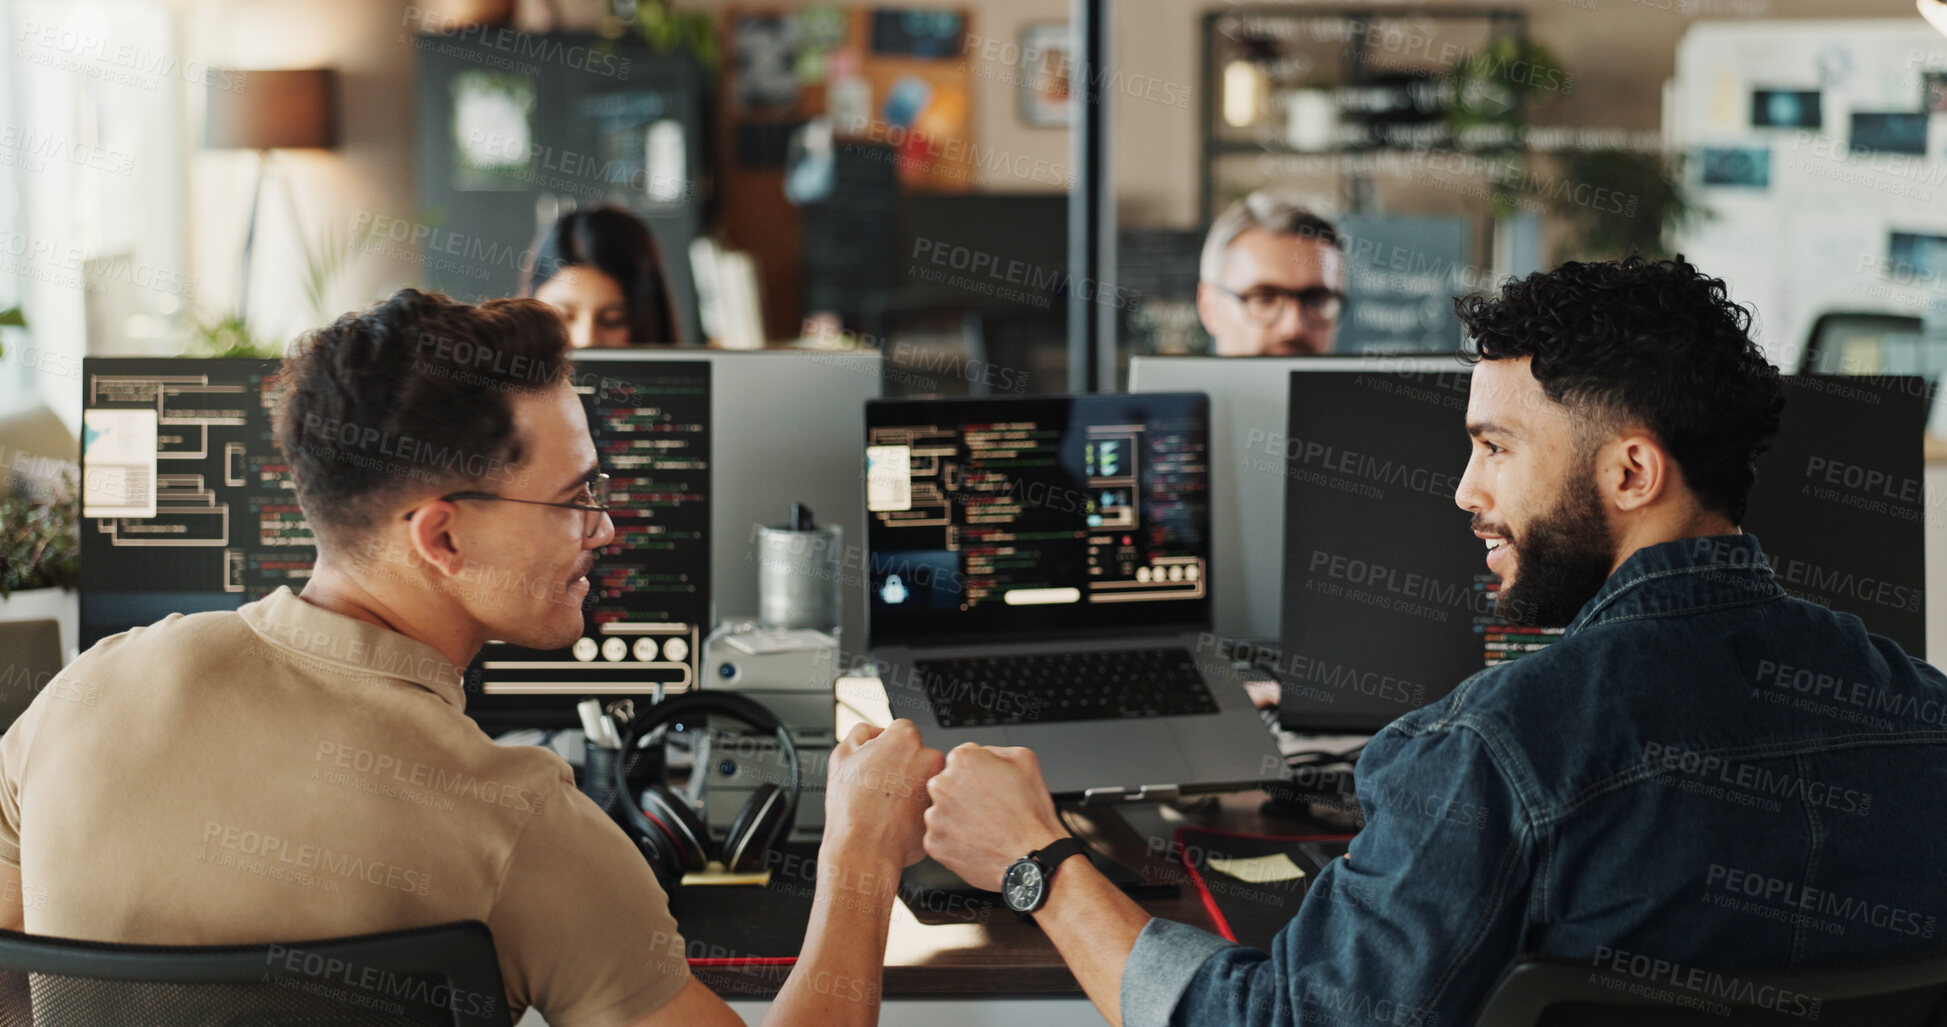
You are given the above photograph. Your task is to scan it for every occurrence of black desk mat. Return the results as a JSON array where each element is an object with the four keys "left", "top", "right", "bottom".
[
  {"left": 666, "top": 829, "right": 1349, "bottom": 960},
  {"left": 1173, "top": 826, "right": 1353, "bottom": 951}
]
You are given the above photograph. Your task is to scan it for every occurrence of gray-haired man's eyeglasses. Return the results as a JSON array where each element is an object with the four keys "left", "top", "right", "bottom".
[{"left": 1212, "top": 285, "right": 1345, "bottom": 329}]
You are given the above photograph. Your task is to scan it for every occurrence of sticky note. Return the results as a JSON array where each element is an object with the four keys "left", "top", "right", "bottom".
[{"left": 1207, "top": 853, "right": 1307, "bottom": 884}]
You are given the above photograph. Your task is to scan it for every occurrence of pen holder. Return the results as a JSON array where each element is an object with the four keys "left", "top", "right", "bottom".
[{"left": 756, "top": 521, "right": 843, "bottom": 632}]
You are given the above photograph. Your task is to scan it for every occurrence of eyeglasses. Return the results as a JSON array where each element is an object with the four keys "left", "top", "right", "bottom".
[
  {"left": 406, "top": 472, "right": 612, "bottom": 538},
  {"left": 1212, "top": 285, "right": 1345, "bottom": 329}
]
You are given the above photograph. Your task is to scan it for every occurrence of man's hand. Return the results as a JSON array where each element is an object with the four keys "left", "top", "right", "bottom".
[
  {"left": 822, "top": 719, "right": 943, "bottom": 867},
  {"left": 922, "top": 744, "right": 1067, "bottom": 891},
  {"left": 747, "top": 720, "right": 941, "bottom": 1027}
]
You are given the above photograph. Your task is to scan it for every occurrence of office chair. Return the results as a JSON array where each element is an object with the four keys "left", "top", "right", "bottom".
[
  {"left": 0, "top": 619, "right": 61, "bottom": 733},
  {"left": 0, "top": 920, "right": 510, "bottom": 1026},
  {"left": 1797, "top": 311, "right": 1929, "bottom": 378},
  {"left": 1472, "top": 947, "right": 1947, "bottom": 1026}
]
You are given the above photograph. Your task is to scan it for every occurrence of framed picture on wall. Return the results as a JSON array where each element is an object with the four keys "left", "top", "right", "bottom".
[{"left": 1020, "top": 23, "right": 1071, "bottom": 127}]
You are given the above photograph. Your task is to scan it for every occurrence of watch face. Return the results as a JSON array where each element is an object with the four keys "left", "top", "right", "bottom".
[{"left": 1002, "top": 859, "right": 1045, "bottom": 912}]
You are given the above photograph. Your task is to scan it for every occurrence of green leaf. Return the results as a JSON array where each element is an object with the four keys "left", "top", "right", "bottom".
[
  {"left": 189, "top": 313, "right": 284, "bottom": 359},
  {"left": 0, "top": 468, "right": 79, "bottom": 598}
]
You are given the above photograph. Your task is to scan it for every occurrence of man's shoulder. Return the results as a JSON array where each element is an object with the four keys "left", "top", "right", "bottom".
[
  {"left": 92, "top": 607, "right": 251, "bottom": 650},
  {"left": 1375, "top": 629, "right": 1674, "bottom": 807},
  {"left": 55, "top": 608, "right": 257, "bottom": 692},
  {"left": 1397, "top": 637, "right": 1604, "bottom": 733}
]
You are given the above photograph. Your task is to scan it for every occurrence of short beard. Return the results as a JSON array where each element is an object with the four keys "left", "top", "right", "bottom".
[{"left": 1497, "top": 459, "right": 1618, "bottom": 628}]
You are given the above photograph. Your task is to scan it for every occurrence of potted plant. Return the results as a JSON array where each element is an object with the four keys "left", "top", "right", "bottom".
[
  {"left": 1544, "top": 148, "right": 1706, "bottom": 261},
  {"left": 1444, "top": 34, "right": 1570, "bottom": 156},
  {"left": 0, "top": 306, "right": 22, "bottom": 361},
  {"left": 0, "top": 468, "right": 80, "bottom": 661},
  {"left": 631, "top": 0, "right": 718, "bottom": 69}
]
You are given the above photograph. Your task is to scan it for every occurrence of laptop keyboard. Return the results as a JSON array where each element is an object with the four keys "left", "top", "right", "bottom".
[{"left": 916, "top": 648, "right": 1221, "bottom": 728}]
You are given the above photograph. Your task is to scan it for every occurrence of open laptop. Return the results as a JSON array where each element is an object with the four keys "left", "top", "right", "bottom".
[{"left": 863, "top": 392, "right": 1284, "bottom": 801}]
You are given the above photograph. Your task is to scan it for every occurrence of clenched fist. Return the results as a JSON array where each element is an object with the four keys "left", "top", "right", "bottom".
[
  {"left": 922, "top": 744, "right": 1067, "bottom": 892},
  {"left": 824, "top": 719, "right": 945, "bottom": 867}
]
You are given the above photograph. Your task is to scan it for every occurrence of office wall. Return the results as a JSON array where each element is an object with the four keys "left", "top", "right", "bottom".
[
  {"left": 1668, "top": 19, "right": 1947, "bottom": 370},
  {"left": 172, "top": 0, "right": 1941, "bottom": 344},
  {"left": 1111, "top": 0, "right": 1933, "bottom": 230},
  {"left": 183, "top": 0, "right": 419, "bottom": 347},
  {"left": 179, "top": 0, "right": 1079, "bottom": 345}
]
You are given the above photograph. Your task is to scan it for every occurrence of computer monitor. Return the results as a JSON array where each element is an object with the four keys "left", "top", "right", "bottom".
[
  {"left": 470, "top": 349, "right": 883, "bottom": 729},
  {"left": 79, "top": 358, "right": 307, "bottom": 648},
  {"left": 1277, "top": 368, "right": 1929, "bottom": 733},
  {"left": 863, "top": 393, "right": 1213, "bottom": 645},
  {"left": 1128, "top": 353, "right": 1456, "bottom": 640},
  {"left": 897, "top": 193, "right": 1069, "bottom": 310},
  {"left": 471, "top": 358, "right": 714, "bottom": 709},
  {"left": 573, "top": 349, "right": 882, "bottom": 648},
  {"left": 77, "top": 358, "right": 718, "bottom": 710},
  {"left": 79, "top": 351, "right": 882, "bottom": 729}
]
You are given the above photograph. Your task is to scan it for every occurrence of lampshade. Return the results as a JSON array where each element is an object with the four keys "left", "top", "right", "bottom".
[
  {"left": 1925, "top": 0, "right": 1947, "bottom": 37},
  {"left": 203, "top": 69, "right": 335, "bottom": 150}
]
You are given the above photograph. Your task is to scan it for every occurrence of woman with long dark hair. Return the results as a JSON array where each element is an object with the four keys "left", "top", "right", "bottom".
[{"left": 524, "top": 206, "right": 679, "bottom": 347}]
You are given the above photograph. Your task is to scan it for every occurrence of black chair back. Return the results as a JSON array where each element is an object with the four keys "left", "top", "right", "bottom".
[
  {"left": 0, "top": 921, "right": 510, "bottom": 1026},
  {"left": 1475, "top": 948, "right": 1947, "bottom": 1027}
]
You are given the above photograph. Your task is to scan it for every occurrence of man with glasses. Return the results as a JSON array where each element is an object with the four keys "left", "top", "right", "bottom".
[
  {"left": 1196, "top": 190, "right": 1347, "bottom": 356},
  {"left": 0, "top": 290, "right": 943, "bottom": 1027}
]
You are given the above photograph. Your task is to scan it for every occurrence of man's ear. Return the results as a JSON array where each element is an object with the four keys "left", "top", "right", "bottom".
[
  {"left": 1606, "top": 433, "right": 1670, "bottom": 513},
  {"left": 1195, "top": 282, "right": 1223, "bottom": 342},
  {"left": 403, "top": 501, "right": 467, "bottom": 578}
]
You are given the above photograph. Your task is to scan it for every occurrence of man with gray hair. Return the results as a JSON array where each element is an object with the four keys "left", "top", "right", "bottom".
[{"left": 1196, "top": 190, "right": 1347, "bottom": 356}]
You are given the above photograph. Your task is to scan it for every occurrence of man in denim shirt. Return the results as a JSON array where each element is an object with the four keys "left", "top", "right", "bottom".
[{"left": 919, "top": 256, "right": 1947, "bottom": 1025}]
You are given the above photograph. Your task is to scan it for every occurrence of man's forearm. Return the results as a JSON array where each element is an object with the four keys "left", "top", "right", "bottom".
[
  {"left": 759, "top": 842, "right": 901, "bottom": 1027},
  {"left": 1032, "top": 858, "right": 1153, "bottom": 1027},
  {"left": 0, "top": 860, "right": 23, "bottom": 933}
]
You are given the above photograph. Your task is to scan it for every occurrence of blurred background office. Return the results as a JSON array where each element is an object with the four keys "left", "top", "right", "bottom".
[{"left": 4, "top": 0, "right": 1947, "bottom": 671}]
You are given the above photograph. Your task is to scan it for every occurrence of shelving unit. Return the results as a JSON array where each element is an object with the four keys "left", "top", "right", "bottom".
[{"left": 1198, "top": 6, "right": 1527, "bottom": 224}]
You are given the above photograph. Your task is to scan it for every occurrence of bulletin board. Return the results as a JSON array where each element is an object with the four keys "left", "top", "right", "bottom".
[
  {"left": 719, "top": 6, "right": 976, "bottom": 338},
  {"left": 1668, "top": 21, "right": 1947, "bottom": 372}
]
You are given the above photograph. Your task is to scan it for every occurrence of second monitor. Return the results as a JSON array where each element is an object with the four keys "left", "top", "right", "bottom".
[
  {"left": 1277, "top": 368, "right": 1929, "bottom": 732},
  {"left": 76, "top": 350, "right": 882, "bottom": 732},
  {"left": 472, "top": 348, "right": 882, "bottom": 728}
]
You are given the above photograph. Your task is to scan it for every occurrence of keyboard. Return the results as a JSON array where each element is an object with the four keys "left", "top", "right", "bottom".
[{"left": 916, "top": 648, "right": 1221, "bottom": 727}]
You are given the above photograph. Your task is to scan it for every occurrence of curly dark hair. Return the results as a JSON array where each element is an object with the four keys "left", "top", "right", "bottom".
[
  {"left": 274, "top": 289, "right": 572, "bottom": 558},
  {"left": 1455, "top": 255, "right": 1786, "bottom": 524}
]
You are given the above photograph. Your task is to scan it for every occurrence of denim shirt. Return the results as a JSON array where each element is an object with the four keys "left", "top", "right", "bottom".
[{"left": 1124, "top": 534, "right": 1947, "bottom": 1027}]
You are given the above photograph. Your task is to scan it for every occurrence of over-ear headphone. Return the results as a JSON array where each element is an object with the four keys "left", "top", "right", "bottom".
[{"left": 601, "top": 691, "right": 801, "bottom": 889}]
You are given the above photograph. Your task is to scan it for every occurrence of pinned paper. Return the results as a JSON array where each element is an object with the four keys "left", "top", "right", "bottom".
[
  {"left": 81, "top": 409, "right": 158, "bottom": 518},
  {"left": 1206, "top": 853, "right": 1308, "bottom": 885}
]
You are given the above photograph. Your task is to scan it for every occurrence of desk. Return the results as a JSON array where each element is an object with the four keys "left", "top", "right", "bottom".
[
  {"left": 687, "top": 679, "right": 1340, "bottom": 1000},
  {"left": 687, "top": 787, "right": 1335, "bottom": 1001}
]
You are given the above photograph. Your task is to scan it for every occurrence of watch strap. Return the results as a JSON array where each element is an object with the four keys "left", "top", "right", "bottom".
[{"left": 1030, "top": 837, "right": 1088, "bottom": 877}]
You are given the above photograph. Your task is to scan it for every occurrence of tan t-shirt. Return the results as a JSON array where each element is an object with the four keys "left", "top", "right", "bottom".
[{"left": 0, "top": 587, "right": 691, "bottom": 1027}]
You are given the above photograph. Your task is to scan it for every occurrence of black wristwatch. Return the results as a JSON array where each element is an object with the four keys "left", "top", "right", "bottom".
[{"left": 1001, "top": 838, "right": 1087, "bottom": 917}]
